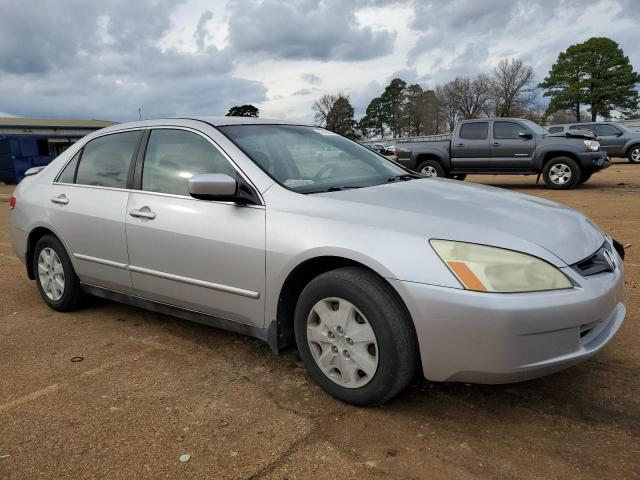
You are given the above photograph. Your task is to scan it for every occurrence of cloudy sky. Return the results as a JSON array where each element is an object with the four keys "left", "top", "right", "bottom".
[{"left": 0, "top": 0, "right": 639, "bottom": 123}]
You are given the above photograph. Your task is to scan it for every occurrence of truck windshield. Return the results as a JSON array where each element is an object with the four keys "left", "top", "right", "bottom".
[{"left": 218, "top": 125, "right": 410, "bottom": 193}]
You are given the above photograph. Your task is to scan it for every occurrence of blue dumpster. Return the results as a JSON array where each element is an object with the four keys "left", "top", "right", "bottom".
[{"left": 0, "top": 136, "right": 53, "bottom": 184}]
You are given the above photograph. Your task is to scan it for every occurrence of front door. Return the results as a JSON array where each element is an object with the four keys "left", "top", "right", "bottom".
[
  {"left": 594, "top": 124, "right": 625, "bottom": 156},
  {"left": 125, "top": 128, "right": 266, "bottom": 328},
  {"left": 48, "top": 130, "right": 141, "bottom": 293},
  {"left": 490, "top": 120, "right": 536, "bottom": 170}
]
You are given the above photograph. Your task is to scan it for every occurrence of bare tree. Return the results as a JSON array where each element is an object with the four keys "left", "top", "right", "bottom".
[
  {"left": 443, "top": 75, "right": 491, "bottom": 120},
  {"left": 491, "top": 58, "right": 535, "bottom": 117},
  {"left": 312, "top": 94, "right": 338, "bottom": 126}
]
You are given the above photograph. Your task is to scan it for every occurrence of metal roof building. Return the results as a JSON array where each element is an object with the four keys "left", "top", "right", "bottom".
[{"left": 0, "top": 117, "right": 115, "bottom": 183}]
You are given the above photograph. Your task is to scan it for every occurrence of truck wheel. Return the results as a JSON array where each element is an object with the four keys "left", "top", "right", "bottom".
[
  {"left": 542, "top": 157, "right": 580, "bottom": 189},
  {"left": 416, "top": 160, "right": 445, "bottom": 178},
  {"left": 294, "top": 267, "right": 418, "bottom": 406},
  {"left": 578, "top": 171, "right": 593, "bottom": 184},
  {"left": 627, "top": 145, "right": 640, "bottom": 164}
]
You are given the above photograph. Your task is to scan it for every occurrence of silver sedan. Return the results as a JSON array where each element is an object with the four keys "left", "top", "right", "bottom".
[{"left": 10, "top": 117, "right": 626, "bottom": 405}]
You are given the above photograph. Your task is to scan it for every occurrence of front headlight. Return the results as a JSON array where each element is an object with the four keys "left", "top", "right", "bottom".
[
  {"left": 430, "top": 240, "right": 573, "bottom": 293},
  {"left": 584, "top": 140, "right": 600, "bottom": 151}
]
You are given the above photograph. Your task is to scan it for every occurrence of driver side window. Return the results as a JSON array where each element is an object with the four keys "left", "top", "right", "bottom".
[{"left": 142, "top": 129, "right": 236, "bottom": 196}]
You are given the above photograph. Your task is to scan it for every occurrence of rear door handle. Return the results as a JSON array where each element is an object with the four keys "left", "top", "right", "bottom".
[
  {"left": 51, "top": 194, "right": 68, "bottom": 205},
  {"left": 129, "top": 207, "right": 156, "bottom": 220},
  {"left": 492, "top": 142, "right": 501, "bottom": 146},
  {"left": 455, "top": 143, "right": 464, "bottom": 147}
]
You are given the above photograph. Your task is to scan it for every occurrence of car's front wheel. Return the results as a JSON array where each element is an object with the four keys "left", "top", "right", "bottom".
[
  {"left": 542, "top": 157, "right": 580, "bottom": 189},
  {"left": 628, "top": 145, "right": 640, "bottom": 164},
  {"left": 294, "top": 267, "right": 418, "bottom": 406},
  {"left": 33, "top": 234, "right": 84, "bottom": 311}
]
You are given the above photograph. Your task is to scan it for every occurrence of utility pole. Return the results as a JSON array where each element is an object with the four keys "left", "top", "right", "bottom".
[{"left": 138, "top": 108, "right": 142, "bottom": 121}]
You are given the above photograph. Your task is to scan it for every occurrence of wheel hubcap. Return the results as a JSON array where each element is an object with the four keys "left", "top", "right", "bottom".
[
  {"left": 306, "top": 297, "right": 379, "bottom": 388},
  {"left": 38, "top": 247, "right": 65, "bottom": 301},
  {"left": 421, "top": 165, "right": 438, "bottom": 177},
  {"left": 631, "top": 148, "right": 640, "bottom": 161},
  {"left": 549, "top": 163, "right": 572, "bottom": 185}
]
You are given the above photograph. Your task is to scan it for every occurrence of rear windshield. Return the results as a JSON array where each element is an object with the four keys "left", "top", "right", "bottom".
[{"left": 218, "top": 125, "right": 408, "bottom": 193}]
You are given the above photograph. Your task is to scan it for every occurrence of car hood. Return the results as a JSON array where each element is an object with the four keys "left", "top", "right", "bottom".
[{"left": 314, "top": 179, "right": 604, "bottom": 266}]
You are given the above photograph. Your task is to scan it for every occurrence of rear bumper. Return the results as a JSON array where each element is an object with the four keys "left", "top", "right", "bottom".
[{"left": 390, "top": 254, "right": 625, "bottom": 383}]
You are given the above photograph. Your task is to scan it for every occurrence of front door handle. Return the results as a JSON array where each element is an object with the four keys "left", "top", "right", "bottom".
[
  {"left": 51, "top": 194, "right": 69, "bottom": 205},
  {"left": 129, "top": 207, "right": 156, "bottom": 220},
  {"left": 492, "top": 142, "right": 501, "bottom": 146}
]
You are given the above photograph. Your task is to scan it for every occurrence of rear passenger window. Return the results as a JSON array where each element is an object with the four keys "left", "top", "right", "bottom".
[
  {"left": 75, "top": 131, "right": 140, "bottom": 188},
  {"left": 459, "top": 122, "right": 488, "bottom": 140},
  {"left": 57, "top": 150, "right": 81, "bottom": 183},
  {"left": 547, "top": 126, "right": 564, "bottom": 134},
  {"left": 141, "top": 129, "right": 236, "bottom": 196}
]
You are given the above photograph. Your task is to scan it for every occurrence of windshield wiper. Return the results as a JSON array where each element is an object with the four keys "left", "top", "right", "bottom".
[
  {"left": 387, "top": 174, "right": 419, "bottom": 183},
  {"left": 326, "top": 185, "right": 363, "bottom": 192}
]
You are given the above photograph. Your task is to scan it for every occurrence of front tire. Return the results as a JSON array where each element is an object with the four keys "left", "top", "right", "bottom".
[
  {"left": 627, "top": 145, "right": 640, "bottom": 164},
  {"left": 542, "top": 157, "right": 580, "bottom": 189},
  {"left": 578, "top": 171, "right": 593, "bottom": 184},
  {"left": 33, "top": 235, "right": 84, "bottom": 311},
  {"left": 294, "top": 267, "right": 418, "bottom": 406},
  {"left": 416, "top": 159, "right": 445, "bottom": 178}
]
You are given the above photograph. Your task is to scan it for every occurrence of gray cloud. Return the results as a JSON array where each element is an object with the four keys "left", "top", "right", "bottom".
[
  {"left": 0, "top": 1, "right": 266, "bottom": 120},
  {"left": 194, "top": 11, "right": 214, "bottom": 52},
  {"left": 301, "top": 73, "right": 322, "bottom": 85},
  {"left": 292, "top": 88, "right": 314, "bottom": 96},
  {"left": 227, "top": 0, "right": 397, "bottom": 61}
]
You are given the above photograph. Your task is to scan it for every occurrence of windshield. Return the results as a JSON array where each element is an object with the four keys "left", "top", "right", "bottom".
[
  {"left": 521, "top": 119, "right": 545, "bottom": 135},
  {"left": 218, "top": 125, "right": 409, "bottom": 193}
]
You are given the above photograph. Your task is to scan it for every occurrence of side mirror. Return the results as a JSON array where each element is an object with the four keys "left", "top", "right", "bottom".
[
  {"left": 188, "top": 173, "right": 260, "bottom": 205},
  {"left": 616, "top": 131, "right": 624, "bottom": 137},
  {"left": 518, "top": 131, "right": 532, "bottom": 139}
]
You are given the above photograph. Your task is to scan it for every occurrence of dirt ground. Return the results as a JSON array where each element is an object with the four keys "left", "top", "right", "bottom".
[{"left": 0, "top": 162, "right": 638, "bottom": 480}]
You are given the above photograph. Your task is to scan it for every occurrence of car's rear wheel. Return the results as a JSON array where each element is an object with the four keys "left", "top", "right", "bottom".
[
  {"left": 34, "top": 235, "right": 84, "bottom": 311},
  {"left": 542, "top": 157, "right": 580, "bottom": 189},
  {"left": 294, "top": 267, "right": 418, "bottom": 406},
  {"left": 627, "top": 145, "right": 640, "bottom": 164},
  {"left": 416, "top": 159, "right": 445, "bottom": 178}
]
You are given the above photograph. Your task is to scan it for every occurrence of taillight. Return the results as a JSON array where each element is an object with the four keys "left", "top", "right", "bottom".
[{"left": 9, "top": 195, "right": 16, "bottom": 210}]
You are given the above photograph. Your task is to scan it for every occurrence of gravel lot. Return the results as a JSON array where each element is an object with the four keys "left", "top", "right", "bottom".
[{"left": 1, "top": 163, "right": 638, "bottom": 479}]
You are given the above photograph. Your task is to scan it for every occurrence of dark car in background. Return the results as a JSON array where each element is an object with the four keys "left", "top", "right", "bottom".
[
  {"left": 396, "top": 118, "right": 609, "bottom": 189},
  {"left": 547, "top": 122, "right": 640, "bottom": 164}
]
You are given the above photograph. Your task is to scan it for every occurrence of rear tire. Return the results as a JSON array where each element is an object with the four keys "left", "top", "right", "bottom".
[
  {"left": 33, "top": 235, "right": 84, "bottom": 312},
  {"left": 294, "top": 267, "right": 418, "bottom": 406},
  {"left": 416, "top": 159, "right": 445, "bottom": 178},
  {"left": 627, "top": 145, "right": 640, "bottom": 164},
  {"left": 542, "top": 157, "right": 580, "bottom": 189}
]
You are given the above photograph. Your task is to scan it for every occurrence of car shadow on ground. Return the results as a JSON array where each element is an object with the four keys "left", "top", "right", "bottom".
[{"left": 88, "top": 297, "right": 640, "bottom": 441}]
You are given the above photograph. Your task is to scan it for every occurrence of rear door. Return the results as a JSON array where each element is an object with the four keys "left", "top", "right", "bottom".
[
  {"left": 124, "top": 127, "right": 266, "bottom": 328},
  {"left": 48, "top": 130, "right": 142, "bottom": 293},
  {"left": 490, "top": 120, "right": 536, "bottom": 171},
  {"left": 451, "top": 122, "right": 491, "bottom": 169}
]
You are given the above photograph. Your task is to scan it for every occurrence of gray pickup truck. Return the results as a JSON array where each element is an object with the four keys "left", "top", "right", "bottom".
[{"left": 395, "top": 118, "right": 610, "bottom": 189}]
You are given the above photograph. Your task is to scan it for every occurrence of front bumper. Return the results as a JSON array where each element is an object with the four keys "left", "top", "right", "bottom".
[
  {"left": 577, "top": 150, "right": 610, "bottom": 171},
  {"left": 390, "top": 253, "right": 625, "bottom": 384}
]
